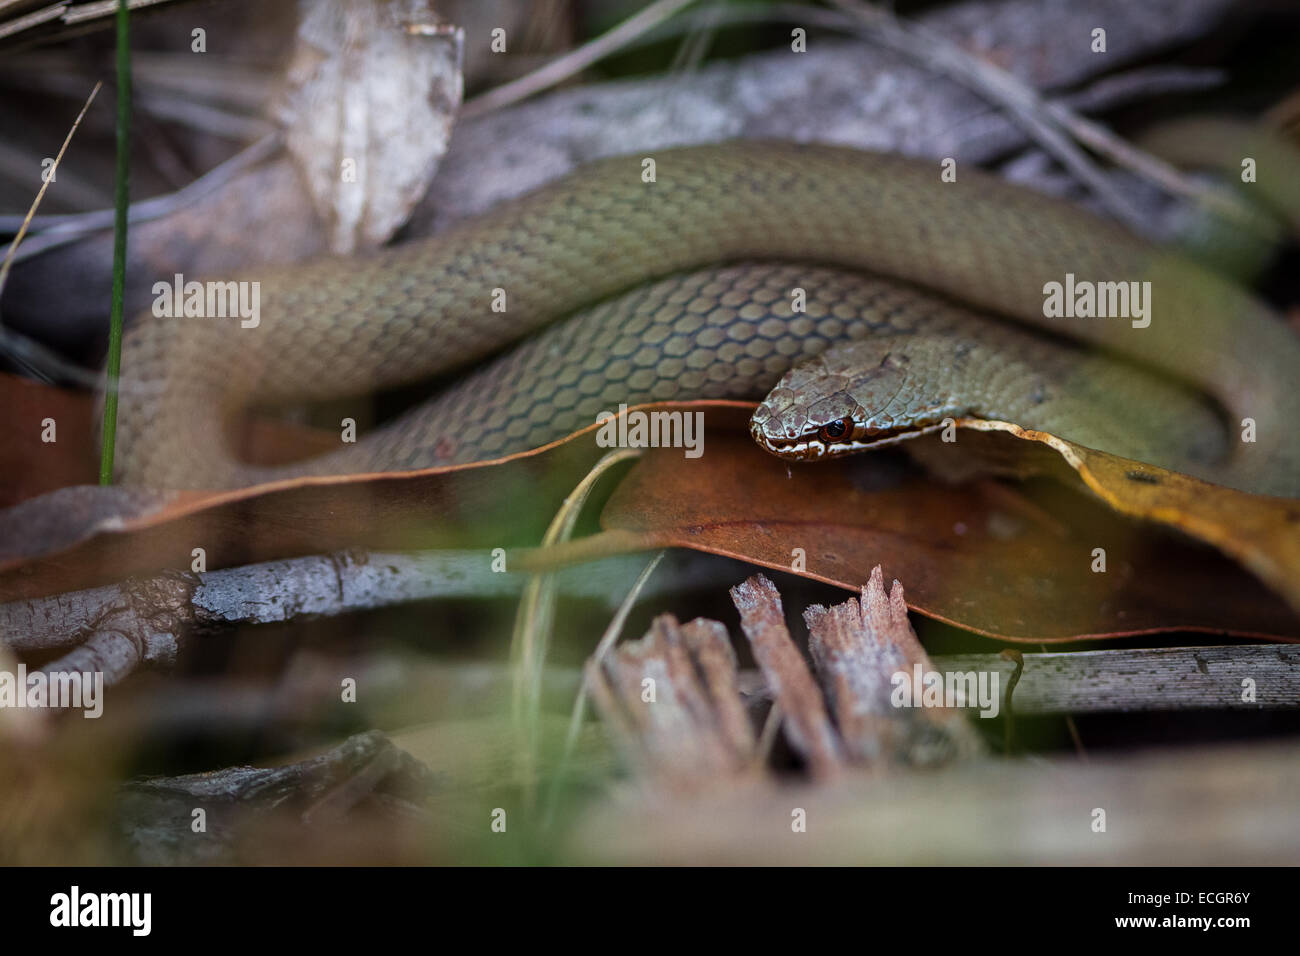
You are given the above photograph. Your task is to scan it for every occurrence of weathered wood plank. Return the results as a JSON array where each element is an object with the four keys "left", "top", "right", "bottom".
[{"left": 570, "top": 740, "right": 1300, "bottom": 864}]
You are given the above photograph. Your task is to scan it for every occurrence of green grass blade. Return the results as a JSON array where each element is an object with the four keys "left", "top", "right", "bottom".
[{"left": 98, "top": 0, "right": 132, "bottom": 485}]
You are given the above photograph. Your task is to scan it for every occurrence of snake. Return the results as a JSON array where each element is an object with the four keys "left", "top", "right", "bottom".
[{"left": 111, "top": 141, "right": 1299, "bottom": 497}]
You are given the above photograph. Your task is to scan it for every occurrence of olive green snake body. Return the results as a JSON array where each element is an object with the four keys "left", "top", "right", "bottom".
[{"left": 113, "top": 142, "right": 1299, "bottom": 497}]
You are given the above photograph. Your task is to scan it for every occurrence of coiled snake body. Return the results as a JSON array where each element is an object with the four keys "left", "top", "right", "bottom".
[{"left": 114, "top": 142, "right": 1299, "bottom": 496}]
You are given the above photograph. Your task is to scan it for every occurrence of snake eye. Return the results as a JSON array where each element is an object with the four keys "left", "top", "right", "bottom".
[{"left": 818, "top": 418, "right": 852, "bottom": 442}]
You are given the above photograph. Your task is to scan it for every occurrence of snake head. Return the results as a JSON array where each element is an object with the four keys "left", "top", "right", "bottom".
[{"left": 750, "top": 349, "right": 955, "bottom": 460}]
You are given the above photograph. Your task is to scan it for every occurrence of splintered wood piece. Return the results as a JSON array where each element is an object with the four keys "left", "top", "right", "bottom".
[
  {"left": 605, "top": 615, "right": 733, "bottom": 776},
  {"left": 589, "top": 573, "right": 991, "bottom": 788},
  {"left": 730, "top": 574, "right": 844, "bottom": 779},
  {"left": 805, "top": 566, "right": 984, "bottom": 767},
  {"left": 587, "top": 613, "right": 759, "bottom": 791},
  {"left": 680, "top": 618, "right": 757, "bottom": 764}
]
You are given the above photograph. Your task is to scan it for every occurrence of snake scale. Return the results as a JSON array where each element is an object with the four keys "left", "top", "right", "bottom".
[{"left": 113, "top": 141, "right": 1299, "bottom": 496}]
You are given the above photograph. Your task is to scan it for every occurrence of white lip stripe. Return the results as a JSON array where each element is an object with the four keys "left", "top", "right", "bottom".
[{"left": 754, "top": 424, "right": 948, "bottom": 460}]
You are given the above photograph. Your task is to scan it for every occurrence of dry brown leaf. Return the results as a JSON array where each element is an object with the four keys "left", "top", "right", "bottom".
[
  {"left": 958, "top": 419, "right": 1300, "bottom": 611},
  {"left": 524, "top": 405, "right": 1300, "bottom": 642},
  {"left": 0, "top": 373, "right": 96, "bottom": 506},
  {"left": 0, "top": 415, "right": 623, "bottom": 601}
]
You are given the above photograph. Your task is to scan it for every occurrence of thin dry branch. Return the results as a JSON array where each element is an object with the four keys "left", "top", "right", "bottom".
[
  {"left": 1, "top": 548, "right": 731, "bottom": 662},
  {"left": 461, "top": 0, "right": 700, "bottom": 118},
  {"left": 828, "top": 0, "right": 1252, "bottom": 227},
  {"left": 0, "top": 79, "right": 99, "bottom": 297}
]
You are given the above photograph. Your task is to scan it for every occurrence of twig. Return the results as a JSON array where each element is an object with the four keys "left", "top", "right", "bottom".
[
  {"left": 0, "top": 81, "right": 99, "bottom": 300},
  {"left": 2, "top": 548, "right": 730, "bottom": 655},
  {"left": 31, "top": 571, "right": 197, "bottom": 713},
  {"left": 0, "top": 133, "right": 279, "bottom": 263},
  {"left": 0, "top": 3, "right": 68, "bottom": 43},
  {"left": 0, "top": 113, "right": 277, "bottom": 392},
  {"left": 0, "top": 139, "right": 107, "bottom": 208},
  {"left": 827, "top": 0, "right": 1252, "bottom": 229},
  {"left": 461, "top": 0, "right": 700, "bottom": 119},
  {"left": 59, "top": 0, "right": 174, "bottom": 24},
  {"left": 0, "top": 81, "right": 103, "bottom": 385},
  {"left": 830, "top": 0, "right": 1145, "bottom": 228},
  {"left": 948, "top": 66, "right": 1226, "bottom": 163},
  {"left": 1041, "top": 99, "right": 1251, "bottom": 223},
  {"left": 92, "top": 642, "right": 1296, "bottom": 745}
]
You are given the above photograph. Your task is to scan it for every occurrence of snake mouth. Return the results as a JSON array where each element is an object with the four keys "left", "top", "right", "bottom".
[{"left": 749, "top": 420, "right": 940, "bottom": 461}]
